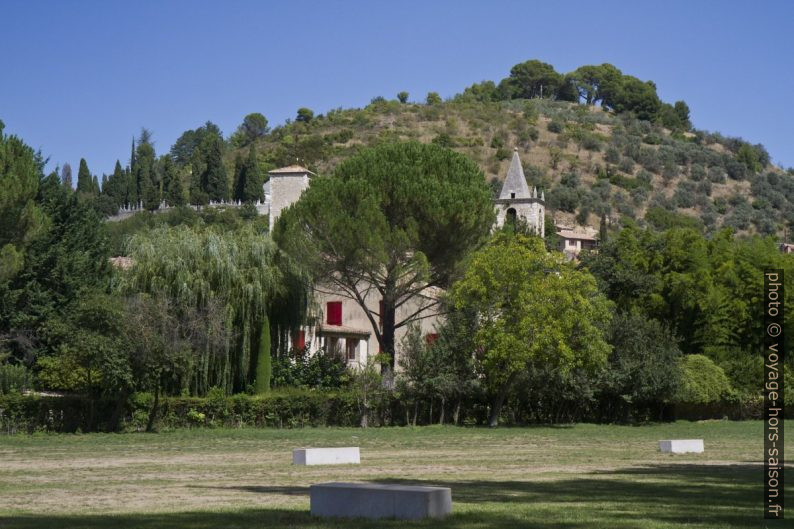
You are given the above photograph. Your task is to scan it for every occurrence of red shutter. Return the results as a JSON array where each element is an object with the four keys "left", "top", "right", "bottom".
[
  {"left": 293, "top": 330, "right": 306, "bottom": 350},
  {"left": 327, "top": 301, "right": 342, "bottom": 326}
]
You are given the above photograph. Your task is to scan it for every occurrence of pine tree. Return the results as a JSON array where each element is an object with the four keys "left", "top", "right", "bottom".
[
  {"left": 92, "top": 175, "right": 100, "bottom": 195},
  {"left": 202, "top": 136, "right": 228, "bottom": 202}
]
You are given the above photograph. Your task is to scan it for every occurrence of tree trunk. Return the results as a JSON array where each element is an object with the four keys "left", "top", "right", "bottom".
[
  {"left": 439, "top": 397, "right": 445, "bottom": 425},
  {"left": 453, "top": 400, "right": 461, "bottom": 425},
  {"left": 146, "top": 383, "right": 160, "bottom": 433},
  {"left": 428, "top": 399, "right": 433, "bottom": 425},
  {"left": 381, "top": 274, "right": 397, "bottom": 372},
  {"left": 412, "top": 401, "right": 418, "bottom": 426},
  {"left": 360, "top": 404, "right": 369, "bottom": 428},
  {"left": 489, "top": 373, "right": 518, "bottom": 428},
  {"left": 108, "top": 389, "right": 129, "bottom": 433}
]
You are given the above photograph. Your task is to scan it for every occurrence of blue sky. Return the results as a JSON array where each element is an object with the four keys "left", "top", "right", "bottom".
[{"left": 2, "top": 0, "right": 792, "bottom": 176}]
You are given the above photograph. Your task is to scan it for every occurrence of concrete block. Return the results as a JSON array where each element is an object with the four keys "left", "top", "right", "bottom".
[
  {"left": 310, "top": 482, "right": 452, "bottom": 520},
  {"left": 292, "top": 447, "right": 360, "bottom": 466},
  {"left": 659, "top": 439, "right": 704, "bottom": 454}
]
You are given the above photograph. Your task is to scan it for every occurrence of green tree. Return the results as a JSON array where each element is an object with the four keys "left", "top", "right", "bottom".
[
  {"left": 254, "top": 316, "right": 271, "bottom": 393},
  {"left": 120, "top": 226, "right": 287, "bottom": 394},
  {"left": 397, "top": 91, "right": 409, "bottom": 103},
  {"left": 425, "top": 92, "right": 442, "bottom": 105},
  {"left": 569, "top": 63, "right": 623, "bottom": 105},
  {"left": 171, "top": 121, "right": 222, "bottom": 166},
  {"left": 232, "top": 113, "right": 269, "bottom": 146},
  {"left": 76, "top": 158, "right": 95, "bottom": 195},
  {"left": 275, "top": 142, "right": 494, "bottom": 373},
  {"left": 202, "top": 136, "right": 228, "bottom": 201},
  {"left": 296, "top": 107, "right": 314, "bottom": 123},
  {"left": 504, "top": 59, "right": 563, "bottom": 99},
  {"left": 0, "top": 121, "right": 47, "bottom": 284},
  {"left": 598, "top": 311, "right": 682, "bottom": 421},
  {"left": 450, "top": 233, "right": 612, "bottom": 426},
  {"left": 161, "top": 155, "right": 185, "bottom": 207},
  {"left": 233, "top": 145, "right": 263, "bottom": 203},
  {"left": 60, "top": 163, "right": 73, "bottom": 189}
]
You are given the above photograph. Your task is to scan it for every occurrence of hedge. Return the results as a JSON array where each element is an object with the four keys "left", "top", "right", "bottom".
[{"left": 0, "top": 390, "right": 785, "bottom": 434}]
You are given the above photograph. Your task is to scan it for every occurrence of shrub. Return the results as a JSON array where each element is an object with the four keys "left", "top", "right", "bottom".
[
  {"left": 0, "top": 364, "right": 32, "bottom": 394},
  {"left": 547, "top": 120, "right": 564, "bottom": 133},
  {"left": 675, "top": 355, "right": 732, "bottom": 405}
]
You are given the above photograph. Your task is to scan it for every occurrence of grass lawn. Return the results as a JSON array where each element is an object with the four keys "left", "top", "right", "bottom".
[{"left": 0, "top": 421, "right": 789, "bottom": 528}]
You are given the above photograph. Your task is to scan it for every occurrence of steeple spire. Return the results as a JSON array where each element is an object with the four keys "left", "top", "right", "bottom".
[{"left": 498, "top": 149, "right": 531, "bottom": 200}]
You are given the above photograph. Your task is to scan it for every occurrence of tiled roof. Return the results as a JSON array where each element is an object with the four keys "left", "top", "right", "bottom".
[
  {"left": 557, "top": 229, "right": 597, "bottom": 241},
  {"left": 268, "top": 165, "right": 315, "bottom": 175}
]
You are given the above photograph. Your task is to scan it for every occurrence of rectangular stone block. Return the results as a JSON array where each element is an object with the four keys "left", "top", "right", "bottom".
[
  {"left": 659, "top": 439, "right": 704, "bottom": 454},
  {"left": 292, "top": 447, "right": 360, "bottom": 466},
  {"left": 310, "top": 482, "right": 452, "bottom": 520}
]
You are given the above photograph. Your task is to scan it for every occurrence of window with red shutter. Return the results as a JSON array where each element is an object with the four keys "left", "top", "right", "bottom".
[
  {"left": 327, "top": 301, "right": 342, "bottom": 325},
  {"left": 293, "top": 330, "right": 306, "bottom": 351}
]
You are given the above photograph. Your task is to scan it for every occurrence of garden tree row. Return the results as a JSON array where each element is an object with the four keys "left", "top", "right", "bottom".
[
  {"left": 460, "top": 60, "right": 692, "bottom": 130},
  {"left": 0, "top": 120, "right": 111, "bottom": 380},
  {"left": 274, "top": 141, "right": 496, "bottom": 374},
  {"left": 582, "top": 224, "right": 794, "bottom": 398}
]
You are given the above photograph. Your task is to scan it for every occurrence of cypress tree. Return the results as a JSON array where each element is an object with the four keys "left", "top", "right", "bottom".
[
  {"left": 202, "top": 136, "right": 228, "bottom": 202},
  {"left": 126, "top": 166, "right": 139, "bottom": 207},
  {"left": 242, "top": 145, "right": 263, "bottom": 203},
  {"left": 254, "top": 316, "right": 271, "bottom": 393},
  {"left": 76, "top": 158, "right": 93, "bottom": 194},
  {"left": 108, "top": 161, "right": 125, "bottom": 206},
  {"left": 232, "top": 152, "right": 245, "bottom": 202},
  {"left": 92, "top": 175, "right": 100, "bottom": 195},
  {"left": 60, "top": 163, "right": 73, "bottom": 190}
]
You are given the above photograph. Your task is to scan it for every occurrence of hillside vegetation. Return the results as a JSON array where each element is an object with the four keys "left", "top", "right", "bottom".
[
  {"left": 83, "top": 59, "right": 791, "bottom": 237},
  {"left": 236, "top": 96, "right": 786, "bottom": 235}
]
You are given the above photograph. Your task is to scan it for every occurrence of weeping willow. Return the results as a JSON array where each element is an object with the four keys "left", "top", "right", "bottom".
[{"left": 118, "top": 225, "right": 301, "bottom": 395}]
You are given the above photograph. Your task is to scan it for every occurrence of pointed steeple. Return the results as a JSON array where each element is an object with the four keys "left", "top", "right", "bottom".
[{"left": 498, "top": 148, "right": 532, "bottom": 200}]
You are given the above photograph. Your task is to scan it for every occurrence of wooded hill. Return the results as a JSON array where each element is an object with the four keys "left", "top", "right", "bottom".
[{"left": 96, "top": 60, "right": 792, "bottom": 237}]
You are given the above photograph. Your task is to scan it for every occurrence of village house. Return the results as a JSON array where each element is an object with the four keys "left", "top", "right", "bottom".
[
  {"left": 555, "top": 225, "right": 598, "bottom": 260},
  {"left": 266, "top": 148, "right": 544, "bottom": 367}
]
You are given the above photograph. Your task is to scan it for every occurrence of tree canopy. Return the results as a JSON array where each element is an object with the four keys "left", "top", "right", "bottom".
[
  {"left": 451, "top": 232, "right": 612, "bottom": 426},
  {"left": 274, "top": 141, "right": 495, "bottom": 371}
]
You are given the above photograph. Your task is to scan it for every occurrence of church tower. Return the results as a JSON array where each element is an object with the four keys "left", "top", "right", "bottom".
[{"left": 494, "top": 148, "right": 545, "bottom": 236}]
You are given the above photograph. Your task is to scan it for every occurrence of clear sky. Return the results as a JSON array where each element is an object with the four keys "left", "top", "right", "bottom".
[{"left": 2, "top": 0, "right": 792, "bottom": 177}]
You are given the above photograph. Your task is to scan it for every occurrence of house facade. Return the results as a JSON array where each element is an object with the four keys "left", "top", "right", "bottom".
[{"left": 556, "top": 226, "right": 598, "bottom": 260}]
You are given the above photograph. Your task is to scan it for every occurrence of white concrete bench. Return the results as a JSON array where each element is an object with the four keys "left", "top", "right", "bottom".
[
  {"left": 310, "top": 482, "right": 452, "bottom": 520},
  {"left": 659, "top": 439, "right": 704, "bottom": 454},
  {"left": 292, "top": 447, "right": 360, "bottom": 465}
]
